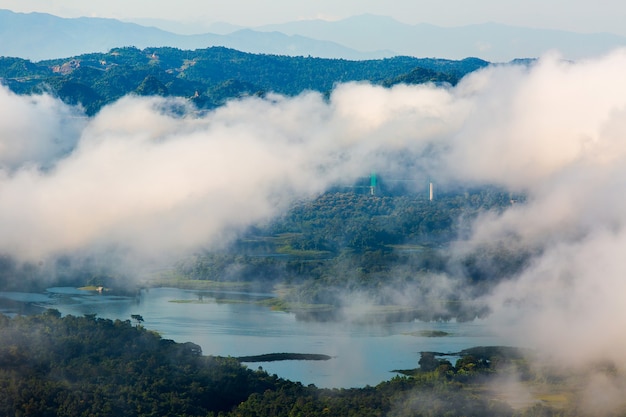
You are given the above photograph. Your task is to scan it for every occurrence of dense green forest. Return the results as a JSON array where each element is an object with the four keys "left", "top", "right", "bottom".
[
  {"left": 0, "top": 311, "right": 605, "bottom": 416},
  {"left": 0, "top": 46, "right": 489, "bottom": 115}
]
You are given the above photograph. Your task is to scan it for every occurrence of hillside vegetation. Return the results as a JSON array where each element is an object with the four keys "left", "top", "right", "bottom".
[{"left": 0, "top": 46, "right": 489, "bottom": 114}]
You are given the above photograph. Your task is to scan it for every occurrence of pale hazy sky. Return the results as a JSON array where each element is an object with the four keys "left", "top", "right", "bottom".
[{"left": 1, "top": 0, "right": 626, "bottom": 36}]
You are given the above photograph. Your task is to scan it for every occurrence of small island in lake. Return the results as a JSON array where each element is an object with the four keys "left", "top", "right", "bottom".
[
  {"left": 236, "top": 353, "right": 333, "bottom": 362},
  {"left": 403, "top": 330, "right": 450, "bottom": 337}
]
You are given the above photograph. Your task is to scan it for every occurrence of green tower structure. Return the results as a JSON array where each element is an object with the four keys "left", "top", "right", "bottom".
[{"left": 370, "top": 171, "right": 377, "bottom": 195}]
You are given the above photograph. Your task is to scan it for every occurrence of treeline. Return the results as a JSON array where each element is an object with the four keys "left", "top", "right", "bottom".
[
  {"left": 0, "top": 311, "right": 586, "bottom": 416},
  {"left": 0, "top": 46, "right": 489, "bottom": 115}
]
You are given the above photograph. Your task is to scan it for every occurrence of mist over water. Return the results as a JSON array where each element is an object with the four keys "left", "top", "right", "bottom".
[{"left": 3, "top": 49, "right": 626, "bottom": 405}]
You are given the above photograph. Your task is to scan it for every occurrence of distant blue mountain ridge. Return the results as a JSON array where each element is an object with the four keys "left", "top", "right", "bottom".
[
  {"left": 1, "top": 9, "right": 625, "bottom": 62},
  {"left": 0, "top": 9, "right": 392, "bottom": 61},
  {"left": 255, "top": 14, "right": 626, "bottom": 61}
]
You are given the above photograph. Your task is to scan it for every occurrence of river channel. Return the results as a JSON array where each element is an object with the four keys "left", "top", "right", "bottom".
[{"left": 0, "top": 287, "right": 504, "bottom": 388}]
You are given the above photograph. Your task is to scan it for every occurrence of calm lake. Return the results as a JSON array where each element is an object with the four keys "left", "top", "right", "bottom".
[{"left": 0, "top": 287, "right": 503, "bottom": 388}]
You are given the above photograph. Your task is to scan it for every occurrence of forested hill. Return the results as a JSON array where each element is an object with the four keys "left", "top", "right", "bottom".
[{"left": 0, "top": 46, "right": 489, "bottom": 115}]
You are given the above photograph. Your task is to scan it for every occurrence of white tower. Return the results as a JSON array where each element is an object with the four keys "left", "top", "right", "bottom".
[{"left": 429, "top": 182, "right": 434, "bottom": 201}]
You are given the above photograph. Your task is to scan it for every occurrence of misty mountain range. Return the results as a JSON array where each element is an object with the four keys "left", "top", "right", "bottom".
[
  {"left": 0, "top": 9, "right": 390, "bottom": 62},
  {"left": 254, "top": 14, "right": 626, "bottom": 62},
  {"left": 2, "top": 9, "right": 626, "bottom": 62}
]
